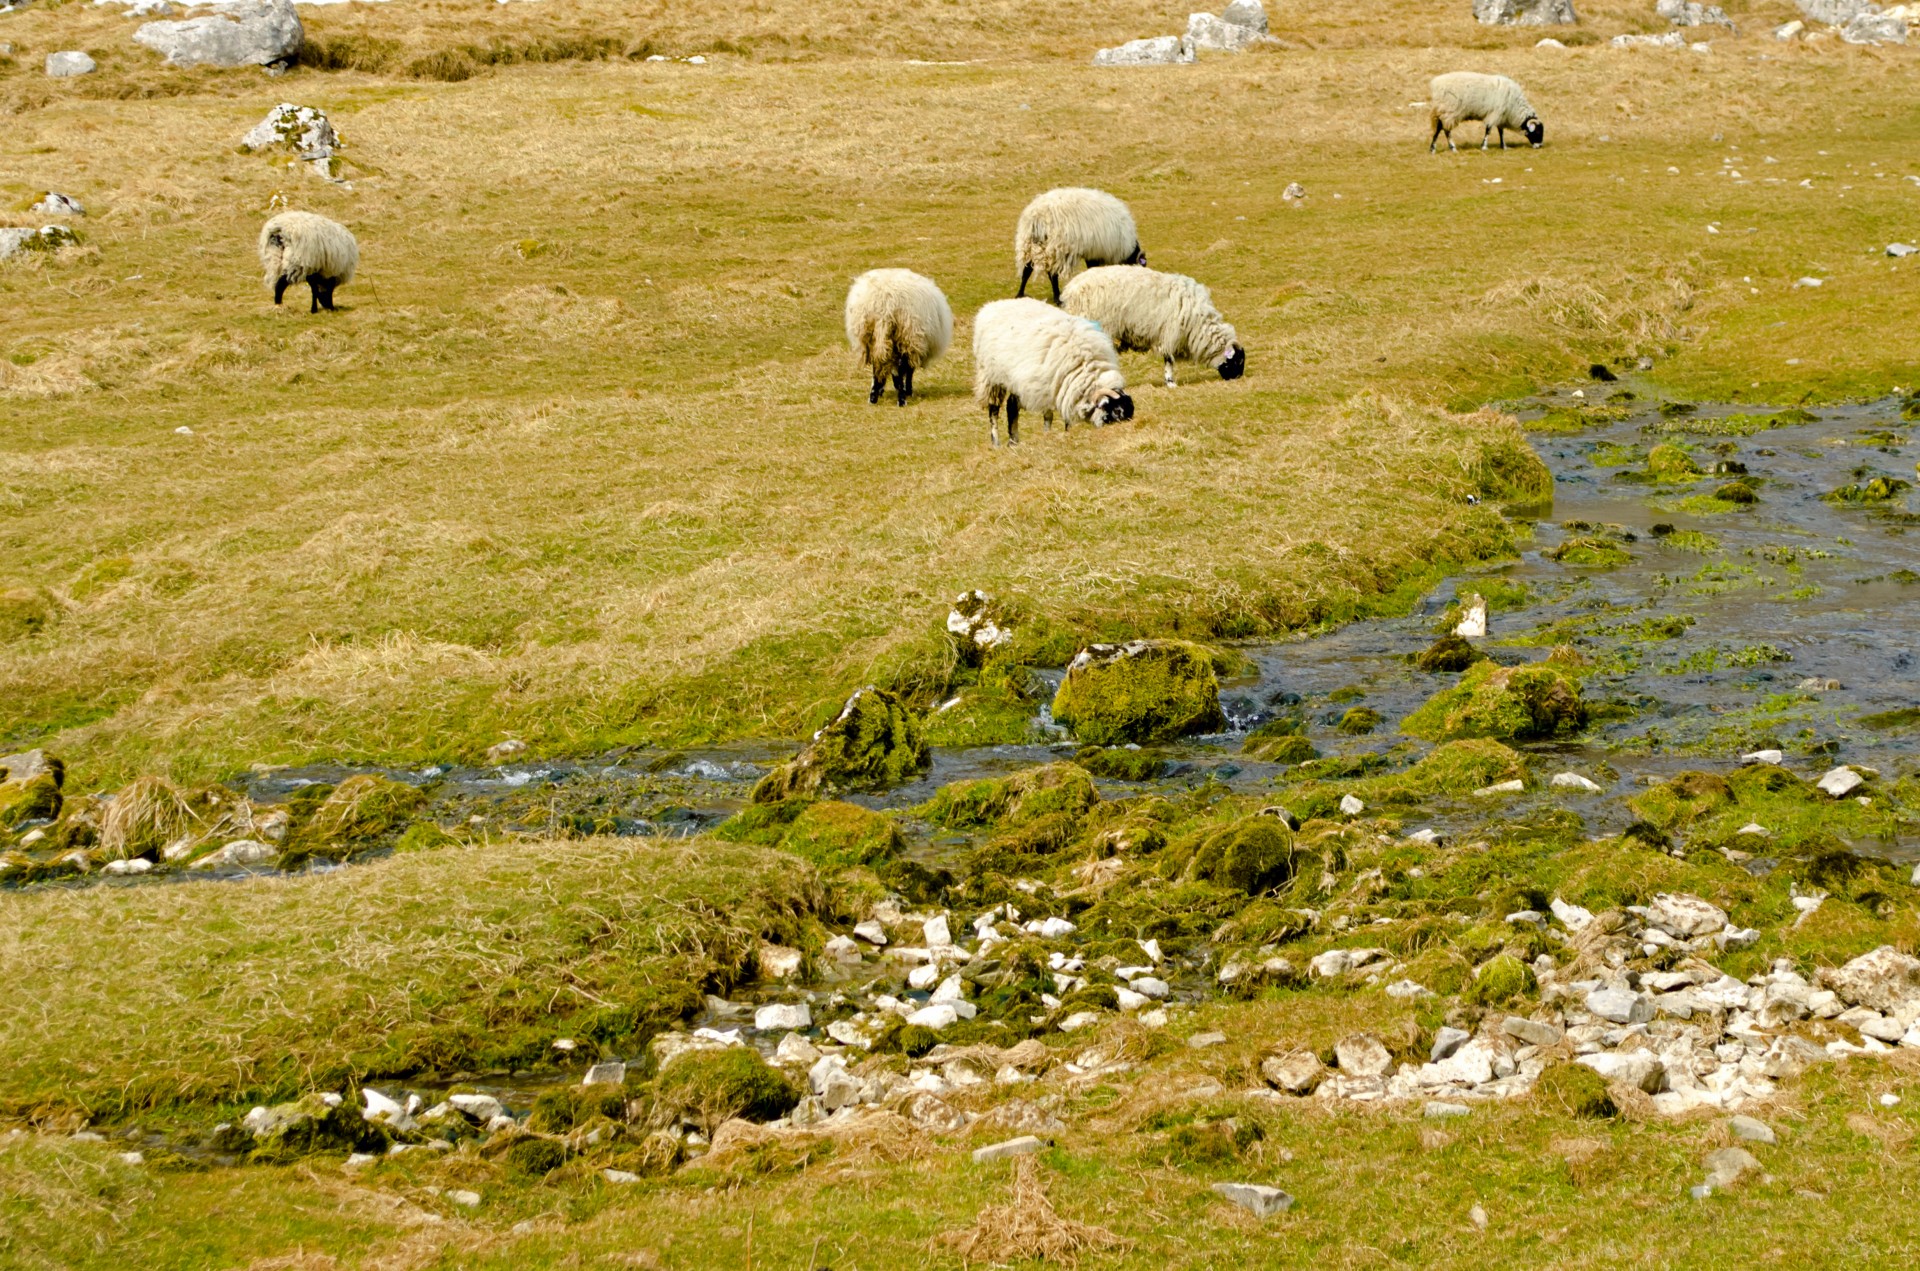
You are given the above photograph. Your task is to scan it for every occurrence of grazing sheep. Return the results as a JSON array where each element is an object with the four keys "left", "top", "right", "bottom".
[
  {"left": 1428, "top": 72, "right": 1544, "bottom": 152},
  {"left": 257, "top": 210, "right": 357, "bottom": 313},
  {"left": 972, "top": 298, "right": 1134, "bottom": 447},
  {"left": 1014, "top": 187, "right": 1146, "bottom": 304},
  {"left": 843, "top": 268, "right": 953, "bottom": 406},
  {"left": 1061, "top": 266, "right": 1245, "bottom": 388}
]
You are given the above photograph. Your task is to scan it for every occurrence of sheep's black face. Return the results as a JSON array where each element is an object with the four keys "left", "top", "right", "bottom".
[
  {"left": 1217, "top": 345, "right": 1246, "bottom": 381},
  {"left": 1524, "top": 118, "right": 1544, "bottom": 148},
  {"left": 1125, "top": 244, "right": 1147, "bottom": 267},
  {"left": 1091, "top": 392, "right": 1135, "bottom": 425}
]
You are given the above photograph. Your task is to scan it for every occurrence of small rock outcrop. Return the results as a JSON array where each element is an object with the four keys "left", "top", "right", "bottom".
[
  {"left": 46, "top": 51, "right": 98, "bottom": 77},
  {"left": 1093, "top": 35, "right": 1195, "bottom": 64},
  {"left": 0, "top": 225, "right": 79, "bottom": 260},
  {"left": 946, "top": 590, "right": 1014, "bottom": 660},
  {"left": 1473, "top": 0, "right": 1579, "bottom": 25},
  {"left": 1050, "top": 639, "right": 1225, "bottom": 745},
  {"left": 1657, "top": 0, "right": 1734, "bottom": 27},
  {"left": 1401, "top": 661, "right": 1586, "bottom": 743},
  {"left": 1093, "top": 1, "right": 1271, "bottom": 64},
  {"left": 133, "top": 0, "right": 301, "bottom": 69},
  {"left": 30, "top": 193, "right": 84, "bottom": 216},
  {"left": 751, "top": 686, "right": 931, "bottom": 802},
  {"left": 240, "top": 103, "right": 342, "bottom": 175}
]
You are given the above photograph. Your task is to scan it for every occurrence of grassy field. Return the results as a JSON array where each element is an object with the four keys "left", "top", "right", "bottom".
[{"left": 4, "top": 0, "right": 1917, "bottom": 789}]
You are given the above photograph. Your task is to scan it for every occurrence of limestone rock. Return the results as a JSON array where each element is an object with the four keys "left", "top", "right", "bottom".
[
  {"left": 1333, "top": 1033, "right": 1393, "bottom": 1078},
  {"left": 1260, "top": 1051, "right": 1324, "bottom": 1094},
  {"left": 751, "top": 686, "right": 929, "bottom": 801},
  {"left": 582, "top": 1061, "right": 626, "bottom": 1086},
  {"left": 1576, "top": 1049, "right": 1665, "bottom": 1093},
  {"left": 1222, "top": 0, "right": 1268, "bottom": 30},
  {"left": 1092, "top": 35, "right": 1195, "bottom": 65},
  {"left": 1051, "top": 640, "right": 1225, "bottom": 745},
  {"left": 1798, "top": 0, "right": 1878, "bottom": 22},
  {"left": 1729, "top": 1115, "right": 1776, "bottom": 1144},
  {"left": 1551, "top": 771, "right": 1602, "bottom": 793},
  {"left": 1473, "top": 0, "right": 1578, "bottom": 25},
  {"left": 972, "top": 1134, "right": 1046, "bottom": 1162},
  {"left": 1586, "top": 987, "right": 1654, "bottom": 1024},
  {"left": 240, "top": 103, "right": 341, "bottom": 163},
  {"left": 46, "top": 51, "right": 98, "bottom": 77},
  {"left": 1703, "top": 1145, "right": 1760, "bottom": 1189},
  {"left": 30, "top": 193, "right": 84, "bottom": 216},
  {"left": 1657, "top": 0, "right": 1734, "bottom": 27},
  {"left": 946, "top": 590, "right": 1013, "bottom": 655},
  {"left": 1645, "top": 892, "right": 1728, "bottom": 939},
  {"left": 1841, "top": 12, "right": 1908, "bottom": 42},
  {"left": 133, "top": 0, "right": 301, "bottom": 68},
  {"left": 1186, "top": 12, "right": 1270, "bottom": 50},
  {"left": 1820, "top": 945, "right": 1920, "bottom": 1012},
  {"left": 1613, "top": 30, "right": 1687, "bottom": 45},
  {"left": 1212, "top": 1182, "right": 1294, "bottom": 1217},
  {"left": 754, "top": 1003, "right": 811, "bottom": 1031},
  {"left": 1430, "top": 1026, "right": 1471, "bottom": 1062},
  {"left": 1816, "top": 766, "right": 1865, "bottom": 798},
  {"left": 1501, "top": 1016, "right": 1563, "bottom": 1048},
  {"left": 0, "top": 225, "right": 79, "bottom": 260}
]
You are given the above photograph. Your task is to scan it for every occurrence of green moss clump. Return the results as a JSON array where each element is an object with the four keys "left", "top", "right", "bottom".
[
  {"left": 1402, "top": 739, "right": 1528, "bottom": 795},
  {"left": 752, "top": 686, "right": 929, "bottom": 802},
  {"left": 285, "top": 775, "right": 428, "bottom": 861},
  {"left": 247, "top": 1095, "right": 381, "bottom": 1160},
  {"left": 1535, "top": 1061, "right": 1616, "bottom": 1118},
  {"left": 872, "top": 1020, "right": 940, "bottom": 1058},
  {"left": 1243, "top": 733, "right": 1318, "bottom": 763},
  {"left": 1628, "top": 771, "right": 1734, "bottom": 829},
  {"left": 1713, "top": 481, "right": 1759, "bottom": 505},
  {"left": 1402, "top": 662, "right": 1587, "bottom": 743},
  {"left": 778, "top": 801, "right": 904, "bottom": 869},
  {"left": 1168, "top": 816, "right": 1298, "bottom": 894},
  {"left": 1050, "top": 640, "right": 1225, "bottom": 746},
  {"left": 505, "top": 1136, "right": 569, "bottom": 1179},
  {"left": 1546, "top": 537, "right": 1632, "bottom": 568},
  {"left": 1073, "top": 747, "right": 1167, "bottom": 782},
  {"left": 393, "top": 822, "right": 458, "bottom": 853},
  {"left": 1462, "top": 954, "right": 1536, "bottom": 1006},
  {"left": 1414, "top": 634, "right": 1486, "bottom": 674},
  {"left": 1336, "top": 706, "right": 1384, "bottom": 736},
  {"left": 1473, "top": 434, "right": 1555, "bottom": 509},
  {"left": 918, "top": 762, "right": 1099, "bottom": 830},
  {"left": 528, "top": 1085, "right": 628, "bottom": 1133},
  {"left": 1165, "top": 1119, "right": 1261, "bottom": 1165},
  {"left": 0, "top": 773, "right": 62, "bottom": 829},
  {"left": 1826, "top": 476, "right": 1911, "bottom": 504},
  {"left": 654, "top": 1048, "right": 799, "bottom": 1131},
  {"left": 1645, "top": 444, "right": 1701, "bottom": 480}
]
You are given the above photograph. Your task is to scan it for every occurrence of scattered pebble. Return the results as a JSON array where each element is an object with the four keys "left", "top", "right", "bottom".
[{"left": 972, "top": 1135, "right": 1047, "bottom": 1163}]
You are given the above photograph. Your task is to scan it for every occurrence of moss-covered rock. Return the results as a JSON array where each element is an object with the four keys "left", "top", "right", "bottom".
[
  {"left": 872, "top": 1019, "right": 940, "bottom": 1058},
  {"left": 1167, "top": 815, "right": 1298, "bottom": 894},
  {"left": 1414, "top": 634, "right": 1486, "bottom": 674},
  {"left": 1546, "top": 537, "right": 1632, "bottom": 568},
  {"left": 246, "top": 1094, "right": 382, "bottom": 1160},
  {"left": 1713, "top": 480, "right": 1758, "bottom": 505},
  {"left": 1401, "top": 662, "right": 1586, "bottom": 743},
  {"left": 0, "top": 772, "right": 61, "bottom": 829},
  {"left": 654, "top": 1047, "right": 800, "bottom": 1131},
  {"left": 1534, "top": 1060, "right": 1617, "bottom": 1118},
  {"left": 1462, "top": 954, "right": 1536, "bottom": 1006},
  {"left": 1242, "top": 732, "right": 1318, "bottom": 763},
  {"left": 504, "top": 1136, "right": 569, "bottom": 1179},
  {"left": 1827, "top": 476, "right": 1912, "bottom": 504},
  {"left": 1627, "top": 771, "right": 1734, "bottom": 830},
  {"left": 1073, "top": 746, "right": 1167, "bottom": 782},
  {"left": 528, "top": 1085, "right": 628, "bottom": 1134},
  {"left": 918, "top": 763, "right": 1098, "bottom": 831},
  {"left": 751, "top": 686, "right": 929, "bottom": 802},
  {"left": 1401, "top": 739, "right": 1529, "bottom": 795},
  {"left": 1645, "top": 444, "right": 1701, "bottom": 480},
  {"left": 1472, "top": 434, "right": 1554, "bottom": 509},
  {"left": 283, "top": 775, "right": 428, "bottom": 861},
  {"left": 779, "top": 800, "right": 904, "bottom": 869},
  {"left": 1336, "top": 707, "right": 1384, "bottom": 736},
  {"left": 1049, "top": 640, "right": 1225, "bottom": 746}
]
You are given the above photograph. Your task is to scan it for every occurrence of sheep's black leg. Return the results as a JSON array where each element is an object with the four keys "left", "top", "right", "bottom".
[
  {"left": 1006, "top": 395, "right": 1020, "bottom": 445},
  {"left": 321, "top": 279, "right": 338, "bottom": 311},
  {"left": 273, "top": 276, "right": 289, "bottom": 305},
  {"left": 870, "top": 374, "right": 885, "bottom": 404},
  {"left": 904, "top": 366, "right": 915, "bottom": 401},
  {"left": 1017, "top": 263, "right": 1033, "bottom": 298},
  {"left": 1498, "top": 125, "right": 1507, "bottom": 150},
  {"left": 308, "top": 278, "right": 322, "bottom": 314},
  {"left": 893, "top": 368, "right": 908, "bottom": 407},
  {"left": 1047, "top": 272, "right": 1061, "bottom": 305}
]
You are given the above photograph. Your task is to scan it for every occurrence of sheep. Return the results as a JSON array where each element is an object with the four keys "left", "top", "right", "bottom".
[
  {"left": 1060, "top": 266, "right": 1245, "bottom": 389},
  {"left": 257, "top": 210, "right": 358, "bottom": 313},
  {"left": 1427, "top": 72, "right": 1544, "bottom": 152},
  {"left": 1013, "top": 187, "right": 1146, "bottom": 304},
  {"left": 971, "top": 298, "right": 1135, "bottom": 447},
  {"left": 843, "top": 268, "right": 953, "bottom": 406}
]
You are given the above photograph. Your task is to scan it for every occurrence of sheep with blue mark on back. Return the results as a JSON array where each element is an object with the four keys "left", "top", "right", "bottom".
[
  {"left": 843, "top": 268, "right": 953, "bottom": 406},
  {"left": 971, "top": 298, "right": 1134, "bottom": 447},
  {"left": 1013, "top": 187, "right": 1146, "bottom": 304},
  {"left": 1428, "top": 72, "right": 1543, "bottom": 152},
  {"left": 258, "top": 210, "right": 357, "bottom": 313},
  {"left": 1061, "top": 266, "right": 1244, "bottom": 389}
]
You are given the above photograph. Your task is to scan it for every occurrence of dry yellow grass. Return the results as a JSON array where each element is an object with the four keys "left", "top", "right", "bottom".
[{"left": 2, "top": 0, "right": 1916, "bottom": 784}]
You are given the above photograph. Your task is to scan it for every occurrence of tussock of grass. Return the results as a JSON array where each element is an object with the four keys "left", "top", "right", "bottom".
[
  {"left": 0, "top": 837, "right": 825, "bottom": 1120},
  {"left": 941, "top": 1155, "right": 1129, "bottom": 1267}
]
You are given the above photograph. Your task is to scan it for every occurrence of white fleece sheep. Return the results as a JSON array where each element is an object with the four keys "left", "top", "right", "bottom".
[
  {"left": 1013, "top": 187, "right": 1146, "bottom": 304},
  {"left": 971, "top": 298, "right": 1134, "bottom": 447},
  {"left": 1060, "top": 266, "right": 1245, "bottom": 388},
  {"left": 258, "top": 210, "right": 358, "bottom": 313},
  {"left": 1428, "top": 72, "right": 1544, "bottom": 152},
  {"left": 843, "top": 269, "right": 953, "bottom": 406}
]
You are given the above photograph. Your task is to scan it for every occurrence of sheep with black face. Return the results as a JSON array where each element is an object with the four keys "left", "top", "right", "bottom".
[
  {"left": 1428, "top": 72, "right": 1544, "bottom": 152},
  {"left": 1013, "top": 187, "right": 1146, "bottom": 304},
  {"left": 843, "top": 268, "right": 953, "bottom": 406},
  {"left": 1061, "top": 266, "right": 1244, "bottom": 389},
  {"left": 972, "top": 298, "right": 1134, "bottom": 447},
  {"left": 258, "top": 211, "right": 358, "bottom": 313}
]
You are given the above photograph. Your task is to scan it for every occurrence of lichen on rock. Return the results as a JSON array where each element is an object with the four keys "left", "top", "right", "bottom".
[
  {"left": 1050, "top": 640, "right": 1226, "bottom": 746},
  {"left": 751, "top": 686, "right": 930, "bottom": 802}
]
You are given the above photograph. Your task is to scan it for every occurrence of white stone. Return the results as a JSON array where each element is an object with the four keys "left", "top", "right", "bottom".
[
  {"left": 1586, "top": 988, "right": 1654, "bottom": 1024},
  {"left": 1536, "top": 35, "right": 1565, "bottom": 46},
  {"left": 102, "top": 858, "right": 153, "bottom": 875},
  {"left": 1551, "top": 772, "right": 1602, "bottom": 793},
  {"left": 1385, "top": 979, "right": 1434, "bottom": 999},
  {"left": 931, "top": 973, "right": 969, "bottom": 1004},
  {"left": 1740, "top": 748, "right": 1784, "bottom": 765},
  {"left": 447, "top": 1093, "right": 503, "bottom": 1121},
  {"left": 1646, "top": 892, "right": 1728, "bottom": 938},
  {"left": 1115, "top": 988, "right": 1149, "bottom": 1011},
  {"left": 1473, "top": 0, "right": 1578, "bottom": 25},
  {"left": 240, "top": 103, "right": 340, "bottom": 166},
  {"left": 1334, "top": 1033, "right": 1393, "bottom": 1078},
  {"left": 1092, "top": 35, "right": 1195, "bottom": 65},
  {"left": 582, "top": 1061, "right": 626, "bottom": 1086},
  {"left": 344, "top": 1152, "right": 376, "bottom": 1168},
  {"left": 1261, "top": 1051, "right": 1323, "bottom": 1094},
  {"left": 1890, "top": 243, "right": 1919, "bottom": 258},
  {"left": 1612, "top": 30, "right": 1688, "bottom": 46},
  {"left": 1576, "top": 1049, "right": 1665, "bottom": 1092},
  {"left": 947, "top": 591, "right": 1014, "bottom": 650},
  {"left": 1221, "top": 0, "right": 1267, "bottom": 29},
  {"left": 1475, "top": 779, "right": 1525, "bottom": 797},
  {"left": 1139, "top": 938, "right": 1163, "bottom": 963},
  {"left": 1186, "top": 11, "right": 1270, "bottom": 51},
  {"left": 924, "top": 914, "right": 952, "bottom": 947},
  {"left": 824, "top": 935, "right": 861, "bottom": 961},
  {"left": 758, "top": 943, "right": 803, "bottom": 979},
  {"left": 1817, "top": 766, "right": 1864, "bottom": 798},
  {"left": 1729, "top": 1115, "right": 1776, "bottom": 1144},
  {"left": 1058, "top": 1010, "right": 1105, "bottom": 1032},
  {"left": 1822, "top": 945, "right": 1920, "bottom": 1012},
  {"left": 1431, "top": 1027, "right": 1471, "bottom": 1063},
  {"left": 905, "top": 1004, "right": 959, "bottom": 1030},
  {"left": 1211, "top": 1182, "right": 1293, "bottom": 1217},
  {"left": 361, "top": 1087, "right": 406, "bottom": 1123},
  {"left": 972, "top": 1135, "right": 1046, "bottom": 1162},
  {"left": 1027, "top": 916, "right": 1076, "bottom": 939},
  {"left": 31, "top": 193, "right": 84, "bottom": 216},
  {"left": 1426, "top": 1101, "right": 1472, "bottom": 1118},
  {"left": 754, "top": 1003, "right": 811, "bottom": 1031},
  {"left": 853, "top": 920, "right": 888, "bottom": 945},
  {"left": 1128, "top": 976, "right": 1170, "bottom": 999},
  {"left": 907, "top": 963, "right": 941, "bottom": 990},
  {"left": 191, "top": 839, "right": 276, "bottom": 868},
  {"left": 1550, "top": 898, "right": 1594, "bottom": 931},
  {"left": 46, "top": 51, "right": 98, "bottom": 76},
  {"left": 134, "top": 0, "right": 302, "bottom": 67},
  {"left": 1842, "top": 11, "right": 1908, "bottom": 41},
  {"left": 1309, "top": 947, "right": 1387, "bottom": 978},
  {"left": 1338, "top": 794, "right": 1365, "bottom": 816},
  {"left": 1775, "top": 18, "right": 1805, "bottom": 38},
  {"left": 1453, "top": 594, "right": 1488, "bottom": 638},
  {"left": 445, "top": 1189, "right": 481, "bottom": 1208}
]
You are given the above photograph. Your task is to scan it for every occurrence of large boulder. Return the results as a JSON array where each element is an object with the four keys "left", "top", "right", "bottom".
[
  {"left": 1050, "top": 640, "right": 1225, "bottom": 745},
  {"left": 1473, "top": 0, "right": 1578, "bottom": 24},
  {"left": 751, "top": 686, "right": 930, "bottom": 802},
  {"left": 1186, "top": 12, "right": 1269, "bottom": 50},
  {"left": 134, "top": 0, "right": 301, "bottom": 68},
  {"left": 1841, "top": 11, "right": 1907, "bottom": 41},
  {"left": 1221, "top": 0, "right": 1269, "bottom": 30},
  {"left": 1092, "top": 36, "right": 1195, "bottom": 65},
  {"left": 1401, "top": 661, "right": 1586, "bottom": 743},
  {"left": 1657, "top": 0, "right": 1734, "bottom": 27},
  {"left": 0, "top": 226, "right": 79, "bottom": 261},
  {"left": 1798, "top": 0, "right": 1878, "bottom": 23},
  {"left": 1819, "top": 946, "right": 1920, "bottom": 1013}
]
